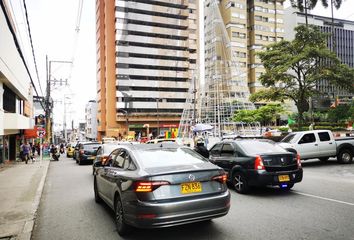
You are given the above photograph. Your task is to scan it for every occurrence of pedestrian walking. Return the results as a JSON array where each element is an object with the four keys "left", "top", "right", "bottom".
[
  {"left": 36, "top": 143, "right": 41, "bottom": 156},
  {"left": 194, "top": 138, "right": 209, "bottom": 159},
  {"left": 21, "top": 141, "right": 31, "bottom": 164}
]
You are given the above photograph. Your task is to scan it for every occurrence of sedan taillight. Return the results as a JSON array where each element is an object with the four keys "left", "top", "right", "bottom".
[
  {"left": 254, "top": 155, "right": 265, "bottom": 170},
  {"left": 134, "top": 181, "right": 170, "bottom": 192},
  {"left": 212, "top": 174, "right": 227, "bottom": 184},
  {"left": 296, "top": 154, "right": 302, "bottom": 168}
]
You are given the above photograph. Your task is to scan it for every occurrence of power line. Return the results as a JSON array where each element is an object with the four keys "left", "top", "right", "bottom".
[
  {"left": 22, "top": 0, "right": 44, "bottom": 98},
  {"left": 68, "top": 0, "right": 84, "bottom": 81},
  {"left": 0, "top": 0, "right": 45, "bottom": 112}
]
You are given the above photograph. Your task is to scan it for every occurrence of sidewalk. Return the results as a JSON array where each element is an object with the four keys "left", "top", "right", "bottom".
[{"left": 0, "top": 157, "right": 50, "bottom": 240}]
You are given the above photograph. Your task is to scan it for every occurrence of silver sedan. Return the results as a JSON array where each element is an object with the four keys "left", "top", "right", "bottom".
[{"left": 93, "top": 143, "right": 230, "bottom": 236}]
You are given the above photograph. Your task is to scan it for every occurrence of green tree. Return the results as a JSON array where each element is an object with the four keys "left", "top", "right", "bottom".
[
  {"left": 250, "top": 25, "right": 354, "bottom": 127},
  {"left": 327, "top": 105, "right": 350, "bottom": 123},
  {"left": 232, "top": 109, "right": 258, "bottom": 123},
  {"left": 257, "top": 104, "right": 285, "bottom": 126},
  {"left": 232, "top": 104, "right": 284, "bottom": 126}
]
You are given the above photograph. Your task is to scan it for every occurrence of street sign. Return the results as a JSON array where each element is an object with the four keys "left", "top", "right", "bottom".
[
  {"left": 37, "top": 127, "right": 46, "bottom": 138},
  {"left": 36, "top": 114, "right": 46, "bottom": 126}
]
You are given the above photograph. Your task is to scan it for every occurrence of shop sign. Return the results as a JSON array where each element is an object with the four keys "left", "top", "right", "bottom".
[{"left": 129, "top": 124, "right": 144, "bottom": 128}]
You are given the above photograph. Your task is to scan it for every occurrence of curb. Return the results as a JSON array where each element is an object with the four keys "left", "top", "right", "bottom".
[{"left": 16, "top": 160, "right": 50, "bottom": 240}]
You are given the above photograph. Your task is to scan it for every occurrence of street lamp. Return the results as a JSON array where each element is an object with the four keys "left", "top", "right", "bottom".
[
  {"left": 118, "top": 109, "right": 129, "bottom": 135},
  {"left": 120, "top": 91, "right": 132, "bottom": 136},
  {"left": 155, "top": 98, "right": 160, "bottom": 137},
  {"left": 63, "top": 94, "right": 73, "bottom": 143}
]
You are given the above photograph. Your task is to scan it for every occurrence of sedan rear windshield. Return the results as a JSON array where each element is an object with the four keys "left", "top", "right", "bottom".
[
  {"left": 83, "top": 144, "right": 100, "bottom": 150},
  {"left": 237, "top": 141, "right": 288, "bottom": 155},
  {"left": 137, "top": 148, "right": 208, "bottom": 168}
]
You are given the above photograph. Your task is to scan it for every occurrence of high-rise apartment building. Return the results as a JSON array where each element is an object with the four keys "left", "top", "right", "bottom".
[
  {"left": 96, "top": 0, "right": 198, "bottom": 140},
  {"left": 204, "top": 0, "right": 284, "bottom": 94},
  {"left": 284, "top": 9, "right": 354, "bottom": 106}
]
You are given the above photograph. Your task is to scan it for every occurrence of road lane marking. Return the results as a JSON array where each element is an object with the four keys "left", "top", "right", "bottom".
[{"left": 293, "top": 191, "right": 354, "bottom": 207}]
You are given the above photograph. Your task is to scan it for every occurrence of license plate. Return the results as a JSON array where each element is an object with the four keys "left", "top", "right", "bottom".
[
  {"left": 88, "top": 156, "right": 95, "bottom": 160},
  {"left": 181, "top": 182, "right": 202, "bottom": 194},
  {"left": 278, "top": 175, "right": 290, "bottom": 182}
]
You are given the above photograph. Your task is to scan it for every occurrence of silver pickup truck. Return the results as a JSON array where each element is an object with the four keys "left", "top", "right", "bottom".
[{"left": 278, "top": 130, "right": 354, "bottom": 164}]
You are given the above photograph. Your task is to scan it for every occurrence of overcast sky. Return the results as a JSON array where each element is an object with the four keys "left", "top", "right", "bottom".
[{"left": 9, "top": 0, "right": 354, "bottom": 131}]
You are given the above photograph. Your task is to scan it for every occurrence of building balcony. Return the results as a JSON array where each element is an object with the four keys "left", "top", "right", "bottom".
[
  {"left": 116, "top": 23, "right": 189, "bottom": 38},
  {"left": 3, "top": 112, "right": 34, "bottom": 131},
  {"left": 115, "top": 1, "right": 189, "bottom": 18}
]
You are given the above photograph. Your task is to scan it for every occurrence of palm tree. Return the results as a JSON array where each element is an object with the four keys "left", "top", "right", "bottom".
[
  {"left": 290, "top": 0, "right": 343, "bottom": 52},
  {"left": 290, "top": 0, "right": 328, "bottom": 26},
  {"left": 329, "top": 0, "right": 343, "bottom": 52}
]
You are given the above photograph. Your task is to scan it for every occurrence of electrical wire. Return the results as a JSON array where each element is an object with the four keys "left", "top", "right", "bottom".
[
  {"left": 22, "top": 0, "right": 44, "bottom": 98},
  {"left": 0, "top": 0, "right": 45, "bottom": 112},
  {"left": 69, "top": 0, "right": 83, "bottom": 79}
]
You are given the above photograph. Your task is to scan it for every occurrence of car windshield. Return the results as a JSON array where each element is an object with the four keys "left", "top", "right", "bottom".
[
  {"left": 280, "top": 133, "right": 296, "bottom": 143},
  {"left": 136, "top": 147, "right": 208, "bottom": 168},
  {"left": 237, "top": 141, "right": 288, "bottom": 155},
  {"left": 83, "top": 144, "right": 100, "bottom": 150}
]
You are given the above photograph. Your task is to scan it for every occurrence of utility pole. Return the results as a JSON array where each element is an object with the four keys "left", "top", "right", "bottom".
[
  {"left": 156, "top": 98, "right": 160, "bottom": 136},
  {"left": 45, "top": 55, "right": 51, "bottom": 143},
  {"left": 45, "top": 57, "right": 72, "bottom": 144}
]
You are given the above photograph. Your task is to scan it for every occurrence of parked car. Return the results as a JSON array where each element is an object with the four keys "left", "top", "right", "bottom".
[
  {"left": 72, "top": 141, "right": 80, "bottom": 160},
  {"left": 94, "top": 143, "right": 230, "bottom": 236},
  {"left": 75, "top": 142, "right": 101, "bottom": 165},
  {"left": 278, "top": 130, "right": 354, "bottom": 163},
  {"left": 93, "top": 142, "right": 132, "bottom": 175},
  {"left": 209, "top": 139, "right": 303, "bottom": 193}
]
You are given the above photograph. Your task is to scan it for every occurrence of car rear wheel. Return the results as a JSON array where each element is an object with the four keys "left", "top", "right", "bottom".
[
  {"left": 94, "top": 178, "right": 102, "bottom": 203},
  {"left": 337, "top": 149, "right": 353, "bottom": 164},
  {"left": 319, "top": 157, "right": 329, "bottom": 162},
  {"left": 115, "top": 196, "right": 131, "bottom": 236},
  {"left": 232, "top": 172, "right": 249, "bottom": 194}
]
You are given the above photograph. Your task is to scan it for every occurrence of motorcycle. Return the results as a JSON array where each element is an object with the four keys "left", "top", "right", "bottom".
[{"left": 51, "top": 147, "right": 60, "bottom": 161}]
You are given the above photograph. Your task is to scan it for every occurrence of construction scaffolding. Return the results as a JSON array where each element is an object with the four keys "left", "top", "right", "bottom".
[{"left": 179, "top": 0, "right": 260, "bottom": 139}]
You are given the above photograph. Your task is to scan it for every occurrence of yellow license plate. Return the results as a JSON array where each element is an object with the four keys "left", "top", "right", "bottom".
[
  {"left": 181, "top": 182, "right": 202, "bottom": 194},
  {"left": 278, "top": 175, "right": 290, "bottom": 182}
]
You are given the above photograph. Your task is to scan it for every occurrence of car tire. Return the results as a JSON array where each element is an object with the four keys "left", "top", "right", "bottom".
[
  {"left": 319, "top": 157, "right": 329, "bottom": 162},
  {"left": 232, "top": 172, "right": 249, "bottom": 194},
  {"left": 94, "top": 178, "right": 102, "bottom": 203},
  {"left": 337, "top": 149, "right": 353, "bottom": 164},
  {"left": 115, "top": 196, "right": 131, "bottom": 236}
]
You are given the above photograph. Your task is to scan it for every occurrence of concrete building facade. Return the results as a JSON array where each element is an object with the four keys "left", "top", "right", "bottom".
[
  {"left": 0, "top": 2, "right": 34, "bottom": 163},
  {"left": 85, "top": 100, "right": 98, "bottom": 141},
  {"left": 205, "top": 0, "right": 285, "bottom": 95},
  {"left": 96, "top": 0, "right": 199, "bottom": 140}
]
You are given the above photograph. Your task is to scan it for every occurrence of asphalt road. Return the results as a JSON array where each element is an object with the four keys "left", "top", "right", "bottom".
[{"left": 32, "top": 156, "right": 354, "bottom": 240}]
